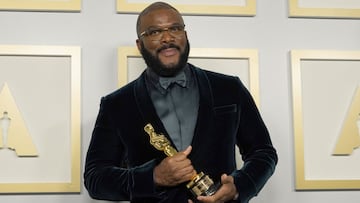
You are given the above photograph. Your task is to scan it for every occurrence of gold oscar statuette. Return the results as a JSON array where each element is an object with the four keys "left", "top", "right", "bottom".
[{"left": 144, "top": 123, "right": 220, "bottom": 197}]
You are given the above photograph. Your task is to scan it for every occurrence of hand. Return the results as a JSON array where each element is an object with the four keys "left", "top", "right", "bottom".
[
  {"left": 154, "top": 146, "right": 197, "bottom": 187},
  {"left": 191, "top": 174, "right": 238, "bottom": 203}
]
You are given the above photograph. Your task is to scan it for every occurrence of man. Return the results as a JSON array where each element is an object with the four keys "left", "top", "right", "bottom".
[{"left": 84, "top": 2, "right": 277, "bottom": 203}]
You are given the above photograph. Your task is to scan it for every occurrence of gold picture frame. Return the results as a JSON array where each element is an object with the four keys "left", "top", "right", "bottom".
[
  {"left": 289, "top": 0, "right": 360, "bottom": 19},
  {"left": 117, "top": 47, "right": 259, "bottom": 106},
  {"left": 291, "top": 50, "right": 360, "bottom": 190},
  {"left": 0, "top": 45, "right": 81, "bottom": 193},
  {"left": 116, "top": 0, "right": 256, "bottom": 16},
  {"left": 0, "top": 0, "right": 81, "bottom": 12}
]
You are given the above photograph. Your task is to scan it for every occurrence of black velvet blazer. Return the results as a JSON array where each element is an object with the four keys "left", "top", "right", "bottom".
[{"left": 84, "top": 64, "right": 278, "bottom": 203}]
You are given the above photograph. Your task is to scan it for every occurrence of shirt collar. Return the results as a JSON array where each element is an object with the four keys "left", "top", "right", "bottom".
[
  {"left": 158, "top": 71, "right": 186, "bottom": 89},
  {"left": 146, "top": 64, "right": 190, "bottom": 92}
]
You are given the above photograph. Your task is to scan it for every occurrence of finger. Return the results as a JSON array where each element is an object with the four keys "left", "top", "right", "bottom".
[
  {"left": 177, "top": 166, "right": 196, "bottom": 179},
  {"left": 197, "top": 194, "right": 216, "bottom": 203}
]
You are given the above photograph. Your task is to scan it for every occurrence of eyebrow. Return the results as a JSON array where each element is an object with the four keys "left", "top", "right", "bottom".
[{"left": 145, "top": 22, "right": 184, "bottom": 30}]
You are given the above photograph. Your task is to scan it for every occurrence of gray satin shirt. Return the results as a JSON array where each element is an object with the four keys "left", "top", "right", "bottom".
[{"left": 145, "top": 65, "right": 199, "bottom": 151}]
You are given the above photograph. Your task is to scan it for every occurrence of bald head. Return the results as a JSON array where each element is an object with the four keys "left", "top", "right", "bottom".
[{"left": 136, "top": 2, "right": 183, "bottom": 37}]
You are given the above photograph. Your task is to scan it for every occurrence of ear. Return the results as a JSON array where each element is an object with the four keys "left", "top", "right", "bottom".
[{"left": 136, "top": 39, "right": 141, "bottom": 52}]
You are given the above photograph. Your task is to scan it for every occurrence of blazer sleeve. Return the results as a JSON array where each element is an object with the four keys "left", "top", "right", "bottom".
[
  {"left": 83, "top": 96, "right": 160, "bottom": 201},
  {"left": 231, "top": 78, "right": 278, "bottom": 203}
]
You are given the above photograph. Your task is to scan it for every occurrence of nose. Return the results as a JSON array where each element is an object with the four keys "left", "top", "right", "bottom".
[{"left": 160, "top": 29, "right": 175, "bottom": 42}]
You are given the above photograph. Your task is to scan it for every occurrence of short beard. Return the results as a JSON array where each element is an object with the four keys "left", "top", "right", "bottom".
[{"left": 140, "top": 40, "right": 190, "bottom": 77}]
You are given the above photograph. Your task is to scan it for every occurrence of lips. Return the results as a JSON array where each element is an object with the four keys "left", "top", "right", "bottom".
[
  {"left": 157, "top": 44, "right": 180, "bottom": 56},
  {"left": 160, "top": 48, "right": 178, "bottom": 57}
]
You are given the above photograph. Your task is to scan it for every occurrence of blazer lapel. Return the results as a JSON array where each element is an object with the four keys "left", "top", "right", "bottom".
[{"left": 191, "top": 66, "right": 214, "bottom": 148}]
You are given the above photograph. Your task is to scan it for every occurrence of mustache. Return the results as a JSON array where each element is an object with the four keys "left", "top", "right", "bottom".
[{"left": 157, "top": 44, "right": 180, "bottom": 53}]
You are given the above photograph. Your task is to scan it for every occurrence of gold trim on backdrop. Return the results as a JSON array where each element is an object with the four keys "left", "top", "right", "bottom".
[
  {"left": 0, "top": 45, "right": 81, "bottom": 193},
  {"left": 116, "top": 0, "right": 256, "bottom": 16},
  {"left": 291, "top": 50, "right": 360, "bottom": 190},
  {"left": 289, "top": 0, "right": 360, "bottom": 19},
  {"left": 117, "top": 46, "right": 260, "bottom": 106},
  {"left": 0, "top": 0, "right": 81, "bottom": 12}
]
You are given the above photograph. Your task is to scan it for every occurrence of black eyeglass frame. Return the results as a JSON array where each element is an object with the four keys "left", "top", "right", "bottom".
[{"left": 139, "top": 24, "right": 186, "bottom": 41}]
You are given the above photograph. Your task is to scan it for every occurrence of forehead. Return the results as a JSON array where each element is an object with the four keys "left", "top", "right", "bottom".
[{"left": 139, "top": 8, "right": 183, "bottom": 29}]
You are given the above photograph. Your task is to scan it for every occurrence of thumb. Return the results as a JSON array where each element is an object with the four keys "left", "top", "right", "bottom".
[
  {"left": 221, "top": 173, "right": 234, "bottom": 184},
  {"left": 182, "top": 145, "right": 192, "bottom": 156}
]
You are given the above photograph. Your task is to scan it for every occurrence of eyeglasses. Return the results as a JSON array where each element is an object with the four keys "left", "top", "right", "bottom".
[{"left": 139, "top": 25, "right": 185, "bottom": 41}]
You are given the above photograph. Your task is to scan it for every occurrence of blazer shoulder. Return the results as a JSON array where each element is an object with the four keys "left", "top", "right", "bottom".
[
  {"left": 100, "top": 74, "right": 144, "bottom": 108},
  {"left": 190, "top": 64, "right": 244, "bottom": 89},
  {"left": 104, "top": 72, "right": 145, "bottom": 98},
  {"left": 190, "top": 63, "right": 239, "bottom": 82}
]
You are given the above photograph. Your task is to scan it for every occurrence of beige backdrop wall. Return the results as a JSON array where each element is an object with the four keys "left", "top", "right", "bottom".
[{"left": 0, "top": 0, "right": 359, "bottom": 202}]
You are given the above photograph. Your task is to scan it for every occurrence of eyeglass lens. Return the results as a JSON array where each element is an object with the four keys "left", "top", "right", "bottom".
[{"left": 144, "top": 25, "right": 185, "bottom": 41}]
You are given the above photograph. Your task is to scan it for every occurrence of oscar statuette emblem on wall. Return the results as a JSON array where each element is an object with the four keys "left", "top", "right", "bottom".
[{"left": 144, "top": 123, "right": 220, "bottom": 197}]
